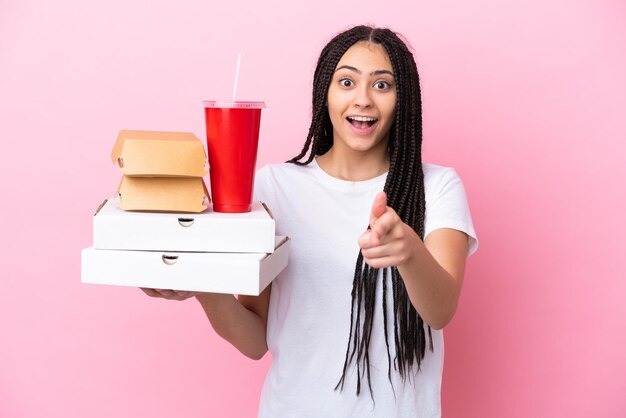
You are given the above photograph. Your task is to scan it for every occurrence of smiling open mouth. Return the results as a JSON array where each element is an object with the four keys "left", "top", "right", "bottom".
[{"left": 347, "top": 116, "right": 378, "bottom": 129}]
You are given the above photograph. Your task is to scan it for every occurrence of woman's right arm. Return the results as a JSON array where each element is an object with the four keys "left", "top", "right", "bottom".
[
  {"left": 142, "top": 286, "right": 271, "bottom": 360},
  {"left": 195, "top": 287, "right": 271, "bottom": 360}
]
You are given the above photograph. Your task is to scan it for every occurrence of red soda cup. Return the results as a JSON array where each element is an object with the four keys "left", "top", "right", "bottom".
[{"left": 203, "top": 101, "right": 265, "bottom": 213}]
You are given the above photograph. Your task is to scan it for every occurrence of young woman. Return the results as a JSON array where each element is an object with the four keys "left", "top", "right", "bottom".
[{"left": 143, "top": 25, "right": 478, "bottom": 417}]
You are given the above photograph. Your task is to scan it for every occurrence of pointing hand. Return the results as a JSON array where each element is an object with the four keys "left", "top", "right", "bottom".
[{"left": 358, "top": 192, "right": 419, "bottom": 269}]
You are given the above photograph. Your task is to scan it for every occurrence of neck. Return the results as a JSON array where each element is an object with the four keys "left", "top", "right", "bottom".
[{"left": 315, "top": 146, "right": 389, "bottom": 181}]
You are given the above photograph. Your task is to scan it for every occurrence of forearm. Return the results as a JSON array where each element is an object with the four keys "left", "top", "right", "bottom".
[
  {"left": 195, "top": 293, "right": 268, "bottom": 359},
  {"left": 361, "top": 192, "right": 469, "bottom": 330},
  {"left": 397, "top": 235, "right": 460, "bottom": 330}
]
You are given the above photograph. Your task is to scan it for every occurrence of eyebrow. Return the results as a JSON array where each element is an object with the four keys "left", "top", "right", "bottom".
[{"left": 335, "top": 65, "right": 394, "bottom": 77}]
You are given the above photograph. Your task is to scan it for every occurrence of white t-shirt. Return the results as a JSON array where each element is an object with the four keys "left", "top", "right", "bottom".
[{"left": 253, "top": 158, "right": 478, "bottom": 418}]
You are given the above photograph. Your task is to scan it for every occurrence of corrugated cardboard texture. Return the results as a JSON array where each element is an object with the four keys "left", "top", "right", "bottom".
[
  {"left": 111, "top": 130, "right": 208, "bottom": 177},
  {"left": 117, "top": 176, "right": 209, "bottom": 213}
]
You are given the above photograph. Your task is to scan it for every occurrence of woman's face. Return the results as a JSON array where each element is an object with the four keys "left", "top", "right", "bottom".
[{"left": 327, "top": 41, "right": 397, "bottom": 156}]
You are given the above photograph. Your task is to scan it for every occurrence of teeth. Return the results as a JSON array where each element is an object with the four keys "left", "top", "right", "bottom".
[{"left": 348, "top": 116, "right": 377, "bottom": 122}]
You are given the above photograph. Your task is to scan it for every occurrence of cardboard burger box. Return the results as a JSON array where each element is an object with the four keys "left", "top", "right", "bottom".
[
  {"left": 81, "top": 236, "right": 289, "bottom": 296},
  {"left": 93, "top": 197, "right": 276, "bottom": 253},
  {"left": 112, "top": 130, "right": 210, "bottom": 213},
  {"left": 116, "top": 176, "right": 209, "bottom": 213},
  {"left": 112, "top": 130, "right": 208, "bottom": 177}
]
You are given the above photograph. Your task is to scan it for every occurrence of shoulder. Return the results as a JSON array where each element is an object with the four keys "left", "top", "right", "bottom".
[
  {"left": 422, "top": 162, "right": 462, "bottom": 194},
  {"left": 422, "top": 162, "right": 453, "bottom": 177},
  {"left": 257, "top": 161, "right": 304, "bottom": 176},
  {"left": 256, "top": 162, "right": 316, "bottom": 185},
  {"left": 254, "top": 162, "right": 316, "bottom": 200},
  {"left": 422, "top": 162, "right": 471, "bottom": 213},
  {"left": 422, "top": 162, "right": 478, "bottom": 256}
]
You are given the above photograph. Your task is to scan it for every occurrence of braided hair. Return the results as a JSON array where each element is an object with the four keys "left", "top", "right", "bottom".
[{"left": 288, "top": 25, "right": 432, "bottom": 398}]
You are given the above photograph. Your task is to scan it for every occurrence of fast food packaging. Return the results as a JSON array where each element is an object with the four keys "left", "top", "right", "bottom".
[
  {"left": 81, "top": 236, "right": 289, "bottom": 296},
  {"left": 111, "top": 130, "right": 210, "bottom": 213},
  {"left": 116, "top": 176, "right": 210, "bottom": 213},
  {"left": 93, "top": 197, "right": 276, "bottom": 253},
  {"left": 111, "top": 130, "right": 208, "bottom": 177}
]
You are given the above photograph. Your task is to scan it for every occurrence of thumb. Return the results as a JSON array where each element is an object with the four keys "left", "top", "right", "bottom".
[{"left": 370, "top": 191, "right": 387, "bottom": 225}]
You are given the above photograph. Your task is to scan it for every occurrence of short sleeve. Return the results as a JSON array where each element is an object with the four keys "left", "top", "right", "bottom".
[{"left": 424, "top": 167, "right": 478, "bottom": 257}]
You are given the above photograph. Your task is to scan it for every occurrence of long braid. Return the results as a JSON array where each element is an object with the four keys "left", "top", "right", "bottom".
[
  {"left": 381, "top": 267, "right": 394, "bottom": 391},
  {"left": 289, "top": 25, "right": 431, "bottom": 399}
]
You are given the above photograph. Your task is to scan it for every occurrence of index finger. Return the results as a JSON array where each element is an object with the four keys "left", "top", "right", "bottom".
[{"left": 370, "top": 191, "right": 388, "bottom": 226}]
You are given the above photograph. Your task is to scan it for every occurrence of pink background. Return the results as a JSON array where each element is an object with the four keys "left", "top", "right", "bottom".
[{"left": 1, "top": 0, "right": 625, "bottom": 417}]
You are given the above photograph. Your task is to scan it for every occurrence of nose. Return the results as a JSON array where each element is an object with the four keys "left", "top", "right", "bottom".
[{"left": 353, "top": 85, "right": 373, "bottom": 108}]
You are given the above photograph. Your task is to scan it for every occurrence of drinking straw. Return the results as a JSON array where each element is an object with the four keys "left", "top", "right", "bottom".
[{"left": 232, "top": 52, "right": 241, "bottom": 101}]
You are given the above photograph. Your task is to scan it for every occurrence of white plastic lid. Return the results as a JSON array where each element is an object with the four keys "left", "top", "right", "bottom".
[{"left": 202, "top": 101, "right": 265, "bottom": 109}]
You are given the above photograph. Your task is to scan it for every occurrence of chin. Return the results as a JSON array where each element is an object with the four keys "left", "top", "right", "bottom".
[
  {"left": 347, "top": 138, "right": 387, "bottom": 153},
  {"left": 348, "top": 146, "right": 383, "bottom": 155}
]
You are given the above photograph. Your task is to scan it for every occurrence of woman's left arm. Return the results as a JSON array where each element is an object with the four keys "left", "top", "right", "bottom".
[{"left": 359, "top": 192, "right": 469, "bottom": 330}]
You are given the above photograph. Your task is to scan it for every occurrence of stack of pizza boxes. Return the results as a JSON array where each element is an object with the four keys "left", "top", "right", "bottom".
[{"left": 81, "top": 130, "right": 289, "bottom": 296}]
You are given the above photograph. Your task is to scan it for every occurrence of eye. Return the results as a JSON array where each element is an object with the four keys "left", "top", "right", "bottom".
[
  {"left": 339, "top": 78, "right": 353, "bottom": 87},
  {"left": 374, "top": 80, "right": 391, "bottom": 90}
]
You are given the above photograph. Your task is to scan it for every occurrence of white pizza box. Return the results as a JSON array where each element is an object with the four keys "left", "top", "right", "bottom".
[
  {"left": 93, "top": 197, "right": 276, "bottom": 253},
  {"left": 81, "top": 236, "right": 289, "bottom": 296}
]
